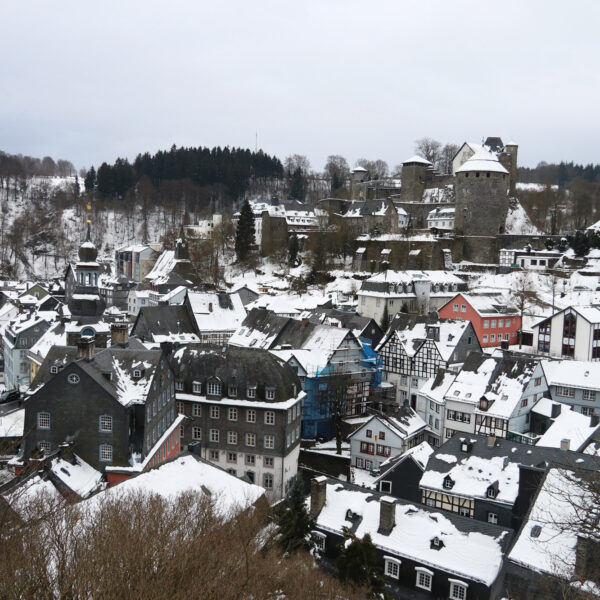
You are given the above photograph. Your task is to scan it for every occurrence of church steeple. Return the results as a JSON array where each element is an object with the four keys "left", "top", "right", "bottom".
[{"left": 78, "top": 221, "right": 98, "bottom": 263}]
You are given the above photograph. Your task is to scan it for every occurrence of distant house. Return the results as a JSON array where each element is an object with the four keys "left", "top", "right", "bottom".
[
  {"left": 427, "top": 206, "right": 455, "bottom": 231},
  {"left": 115, "top": 244, "right": 160, "bottom": 282},
  {"left": 377, "top": 313, "right": 480, "bottom": 412},
  {"left": 348, "top": 411, "right": 428, "bottom": 471},
  {"left": 22, "top": 337, "right": 177, "bottom": 473},
  {"left": 438, "top": 292, "right": 521, "bottom": 348},
  {"left": 419, "top": 434, "right": 600, "bottom": 529},
  {"left": 308, "top": 476, "right": 512, "bottom": 600},
  {"left": 357, "top": 270, "right": 465, "bottom": 322},
  {"left": 170, "top": 345, "right": 303, "bottom": 500},
  {"left": 131, "top": 302, "right": 201, "bottom": 345},
  {"left": 532, "top": 305, "right": 600, "bottom": 361},
  {"left": 498, "top": 247, "right": 562, "bottom": 271},
  {"left": 187, "top": 290, "right": 247, "bottom": 345}
]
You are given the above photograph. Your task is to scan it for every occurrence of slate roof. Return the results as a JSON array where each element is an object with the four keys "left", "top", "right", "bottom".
[
  {"left": 169, "top": 345, "right": 301, "bottom": 402},
  {"left": 131, "top": 303, "right": 200, "bottom": 343}
]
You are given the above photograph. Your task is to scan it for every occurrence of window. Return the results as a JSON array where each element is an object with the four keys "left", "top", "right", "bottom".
[
  {"left": 176, "top": 401, "right": 184, "bottom": 414},
  {"left": 207, "top": 382, "right": 221, "bottom": 396},
  {"left": 228, "top": 385, "right": 237, "bottom": 397},
  {"left": 505, "top": 319, "right": 511, "bottom": 327},
  {"left": 247, "top": 386, "right": 256, "bottom": 399},
  {"left": 380, "top": 480, "right": 392, "bottom": 494},
  {"left": 227, "top": 451, "right": 237, "bottom": 463},
  {"left": 38, "top": 441, "right": 51, "bottom": 454},
  {"left": 453, "top": 303, "right": 458, "bottom": 312},
  {"left": 37, "top": 412, "right": 50, "bottom": 430},
  {"left": 459, "top": 506, "right": 470, "bottom": 517},
  {"left": 498, "top": 319, "right": 504, "bottom": 328},
  {"left": 99, "top": 444, "right": 113, "bottom": 462},
  {"left": 227, "top": 431, "right": 238, "bottom": 445},
  {"left": 483, "top": 320, "right": 489, "bottom": 329},
  {"left": 444, "top": 477, "right": 453, "bottom": 489},
  {"left": 556, "top": 386, "right": 575, "bottom": 398},
  {"left": 209, "top": 449, "right": 219, "bottom": 460},
  {"left": 245, "top": 454, "right": 256, "bottom": 465},
  {"left": 487, "top": 486, "right": 497, "bottom": 499},
  {"left": 133, "top": 369, "right": 141, "bottom": 379},
  {"left": 366, "top": 429, "right": 372, "bottom": 438},
  {"left": 264, "top": 434, "right": 275, "bottom": 449},
  {"left": 264, "top": 456, "right": 274, "bottom": 467},
  {"left": 265, "top": 388, "right": 275, "bottom": 400},
  {"left": 449, "top": 580, "right": 468, "bottom": 600},
  {"left": 535, "top": 377, "right": 542, "bottom": 386},
  {"left": 582, "top": 406, "right": 595, "bottom": 416},
  {"left": 192, "top": 426, "right": 202, "bottom": 440},
  {"left": 226, "top": 468, "right": 236, "bottom": 476},
  {"left": 415, "top": 568, "right": 433, "bottom": 591},
  {"left": 179, "top": 424, "right": 185, "bottom": 439},
  {"left": 209, "top": 429, "right": 219, "bottom": 442},
  {"left": 379, "top": 431, "right": 385, "bottom": 440},
  {"left": 246, "top": 409, "right": 256, "bottom": 423},
  {"left": 265, "top": 411, "right": 275, "bottom": 425},
  {"left": 313, "top": 531, "right": 326, "bottom": 551},
  {"left": 192, "top": 403, "right": 202, "bottom": 417},
  {"left": 50, "top": 365, "right": 58, "bottom": 374},
  {"left": 521, "top": 397, "right": 528, "bottom": 408},
  {"left": 384, "top": 557, "right": 401, "bottom": 578},
  {"left": 99, "top": 415, "right": 112, "bottom": 432},
  {"left": 461, "top": 304, "right": 466, "bottom": 313},
  {"left": 246, "top": 433, "right": 256, "bottom": 447},
  {"left": 263, "top": 473, "right": 273, "bottom": 490},
  {"left": 193, "top": 381, "right": 202, "bottom": 394},
  {"left": 490, "top": 334, "right": 496, "bottom": 342},
  {"left": 210, "top": 406, "right": 220, "bottom": 419},
  {"left": 67, "top": 373, "right": 80, "bottom": 385},
  {"left": 491, "top": 319, "right": 497, "bottom": 328},
  {"left": 488, "top": 512, "right": 498, "bottom": 524},
  {"left": 228, "top": 407, "right": 238, "bottom": 421},
  {"left": 175, "top": 380, "right": 184, "bottom": 391},
  {"left": 483, "top": 335, "right": 488, "bottom": 343},
  {"left": 583, "top": 389, "right": 596, "bottom": 401}
]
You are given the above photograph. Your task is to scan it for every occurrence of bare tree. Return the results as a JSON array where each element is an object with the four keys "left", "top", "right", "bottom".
[
  {"left": 355, "top": 159, "right": 389, "bottom": 180},
  {"left": 414, "top": 137, "right": 442, "bottom": 166}
]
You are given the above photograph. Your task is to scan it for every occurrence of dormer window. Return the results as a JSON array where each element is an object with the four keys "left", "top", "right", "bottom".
[
  {"left": 207, "top": 382, "right": 222, "bottom": 396},
  {"left": 192, "top": 381, "right": 202, "bottom": 394},
  {"left": 443, "top": 476, "right": 454, "bottom": 490},
  {"left": 247, "top": 386, "right": 256, "bottom": 399},
  {"left": 133, "top": 369, "right": 141, "bottom": 379},
  {"left": 265, "top": 387, "right": 276, "bottom": 401},
  {"left": 228, "top": 385, "right": 237, "bottom": 398},
  {"left": 460, "top": 440, "right": 472, "bottom": 453},
  {"left": 487, "top": 485, "right": 497, "bottom": 499},
  {"left": 479, "top": 397, "right": 489, "bottom": 411},
  {"left": 430, "top": 536, "right": 444, "bottom": 550},
  {"left": 50, "top": 365, "right": 59, "bottom": 374},
  {"left": 175, "top": 380, "right": 184, "bottom": 391}
]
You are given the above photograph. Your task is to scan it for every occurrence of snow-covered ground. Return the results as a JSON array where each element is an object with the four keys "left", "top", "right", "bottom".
[{"left": 504, "top": 199, "right": 542, "bottom": 235}]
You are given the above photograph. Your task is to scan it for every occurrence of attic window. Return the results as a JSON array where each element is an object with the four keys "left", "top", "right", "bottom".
[
  {"left": 103, "top": 372, "right": 112, "bottom": 381},
  {"left": 430, "top": 536, "right": 444, "bottom": 550},
  {"left": 453, "top": 390, "right": 460, "bottom": 396},
  {"left": 50, "top": 365, "right": 59, "bottom": 374},
  {"left": 345, "top": 509, "right": 358, "bottom": 522},
  {"left": 487, "top": 486, "right": 497, "bottom": 499},
  {"left": 530, "top": 525, "right": 542, "bottom": 538},
  {"left": 479, "top": 398, "right": 489, "bottom": 411},
  {"left": 460, "top": 441, "right": 472, "bottom": 453},
  {"left": 133, "top": 369, "right": 141, "bottom": 379},
  {"left": 192, "top": 381, "right": 202, "bottom": 394},
  {"left": 443, "top": 476, "right": 454, "bottom": 490}
]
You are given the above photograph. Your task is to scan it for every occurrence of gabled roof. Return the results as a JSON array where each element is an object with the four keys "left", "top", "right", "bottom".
[
  {"left": 536, "top": 405, "right": 600, "bottom": 452},
  {"left": 348, "top": 409, "right": 427, "bottom": 442},
  {"left": 532, "top": 304, "right": 600, "bottom": 328},
  {"left": 187, "top": 291, "right": 246, "bottom": 333},
  {"left": 445, "top": 292, "right": 518, "bottom": 316},
  {"left": 131, "top": 303, "right": 200, "bottom": 343},
  {"left": 402, "top": 155, "right": 432, "bottom": 166},
  {"left": 541, "top": 359, "right": 600, "bottom": 391},
  {"left": 455, "top": 149, "right": 508, "bottom": 174},
  {"left": 376, "top": 441, "right": 434, "bottom": 481},
  {"left": 312, "top": 478, "right": 511, "bottom": 586}
]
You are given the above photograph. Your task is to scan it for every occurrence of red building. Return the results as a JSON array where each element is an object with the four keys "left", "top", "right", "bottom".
[{"left": 438, "top": 292, "right": 520, "bottom": 348}]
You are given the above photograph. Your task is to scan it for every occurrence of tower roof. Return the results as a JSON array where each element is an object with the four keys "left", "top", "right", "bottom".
[
  {"left": 402, "top": 155, "right": 432, "bottom": 166},
  {"left": 78, "top": 223, "right": 98, "bottom": 262},
  {"left": 455, "top": 150, "right": 509, "bottom": 174}
]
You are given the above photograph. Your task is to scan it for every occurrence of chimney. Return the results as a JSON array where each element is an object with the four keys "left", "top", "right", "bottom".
[
  {"left": 551, "top": 403, "right": 562, "bottom": 419},
  {"left": 487, "top": 435, "right": 496, "bottom": 448},
  {"left": 208, "top": 302, "right": 213, "bottom": 312},
  {"left": 560, "top": 438, "right": 570, "bottom": 451},
  {"left": 310, "top": 476, "right": 327, "bottom": 516},
  {"left": 378, "top": 496, "right": 396, "bottom": 534},
  {"left": 111, "top": 322, "right": 129, "bottom": 346},
  {"left": 77, "top": 335, "right": 95, "bottom": 361},
  {"left": 591, "top": 415, "right": 600, "bottom": 428}
]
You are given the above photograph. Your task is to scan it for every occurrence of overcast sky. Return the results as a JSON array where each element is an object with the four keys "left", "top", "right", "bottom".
[{"left": 1, "top": 1, "right": 598, "bottom": 172}]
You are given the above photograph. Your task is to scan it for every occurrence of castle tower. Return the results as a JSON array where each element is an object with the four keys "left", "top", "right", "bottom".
[
  {"left": 503, "top": 141, "right": 518, "bottom": 196},
  {"left": 400, "top": 155, "right": 432, "bottom": 202},
  {"left": 454, "top": 151, "right": 510, "bottom": 236}
]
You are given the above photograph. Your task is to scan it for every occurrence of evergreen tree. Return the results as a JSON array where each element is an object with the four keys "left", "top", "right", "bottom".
[
  {"left": 288, "top": 233, "right": 299, "bottom": 266},
  {"left": 289, "top": 167, "right": 306, "bottom": 201},
  {"left": 235, "top": 200, "right": 255, "bottom": 262},
  {"left": 336, "top": 532, "right": 385, "bottom": 596},
  {"left": 84, "top": 166, "right": 96, "bottom": 192},
  {"left": 274, "top": 477, "right": 315, "bottom": 553},
  {"left": 380, "top": 302, "right": 390, "bottom": 331}
]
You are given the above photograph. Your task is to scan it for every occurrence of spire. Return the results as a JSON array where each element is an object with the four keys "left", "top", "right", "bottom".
[{"left": 85, "top": 220, "right": 91, "bottom": 242}]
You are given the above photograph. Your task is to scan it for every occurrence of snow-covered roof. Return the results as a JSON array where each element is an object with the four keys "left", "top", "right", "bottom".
[
  {"left": 536, "top": 405, "right": 600, "bottom": 452},
  {"left": 88, "top": 454, "right": 265, "bottom": 518},
  {"left": 349, "top": 412, "right": 427, "bottom": 442},
  {"left": 313, "top": 482, "right": 508, "bottom": 585},
  {"left": 403, "top": 155, "right": 432, "bottom": 166},
  {"left": 420, "top": 454, "right": 520, "bottom": 505},
  {"left": 427, "top": 207, "right": 455, "bottom": 219},
  {"left": 541, "top": 359, "right": 600, "bottom": 391},
  {"left": 419, "top": 371, "right": 457, "bottom": 404},
  {"left": 188, "top": 291, "right": 247, "bottom": 333},
  {"left": 50, "top": 454, "right": 104, "bottom": 497},
  {"left": 29, "top": 321, "right": 67, "bottom": 360},
  {"left": 0, "top": 408, "right": 24, "bottom": 438},
  {"left": 378, "top": 441, "right": 434, "bottom": 477},
  {"left": 452, "top": 292, "right": 518, "bottom": 316},
  {"left": 144, "top": 250, "right": 188, "bottom": 284},
  {"left": 508, "top": 468, "right": 589, "bottom": 578},
  {"left": 455, "top": 149, "right": 508, "bottom": 174}
]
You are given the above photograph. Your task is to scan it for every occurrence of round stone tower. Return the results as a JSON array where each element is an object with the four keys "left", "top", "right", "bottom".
[
  {"left": 454, "top": 151, "right": 510, "bottom": 235},
  {"left": 400, "top": 155, "right": 433, "bottom": 202}
]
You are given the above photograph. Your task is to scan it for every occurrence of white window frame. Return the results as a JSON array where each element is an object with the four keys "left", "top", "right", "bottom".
[
  {"left": 313, "top": 531, "right": 326, "bottom": 551},
  {"left": 264, "top": 434, "right": 275, "bottom": 449},
  {"left": 210, "top": 406, "right": 220, "bottom": 419},
  {"left": 384, "top": 556, "right": 401, "bottom": 579},
  {"left": 263, "top": 473, "right": 274, "bottom": 490},
  {"left": 228, "top": 407, "right": 238, "bottom": 421},
  {"left": 192, "top": 403, "right": 202, "bottom": 417},
  {"left": 192, "top": 426, "right": 202, "bottom": 440},
  {"left": 207, "top": 382, "right": 221, "bottom": 396},
  {"left": 246, "top": 432, "right": 256, "bottom": 447},
  {"left": 99, "top": 443, "right": 113, "bottom": 462},
  {"left": 448, "top": 579, "right": 469, "bottom": 600},
  {"left": 264, "top": 410, "right": 275, "bottom": 425},
  {"left": 192, "top": 381, "right": 202, "bottom": 394},
  {"left": 37, "top": 411, "right": 51, "bottom": 430},
  {"left": 246, "top": 409, "right": 256, "bottom": 423},
  {"left": 483, "top": 320, "right": 489, "bottom": 329},
  {"left": 488, "top": 512, "right": 498, "bottom": 524},
  {"left": 99, "top": 414, "right": 112, "bottom": 432},
  {"left": 209, "top": 429, "right": 219, "bottom": 442},
  {"left": 247, "top": 386, "right": 256, "bottom": 399},
  {"left": 227, "top": 431, "right": 238, "bottom": 445},
  {"left": 175, "top": 380, "right": 184, "bottom": 391},
  {"left": 265, "top": 388, "right": 275, "bottom": 400},
  {"left": 415, "top": 567, "right": 433, "bottom": 591}
]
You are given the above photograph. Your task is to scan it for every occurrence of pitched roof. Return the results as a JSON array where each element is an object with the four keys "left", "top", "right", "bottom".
[{"left": 131, "top": 303, "right": 200, "bottom": 343}]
